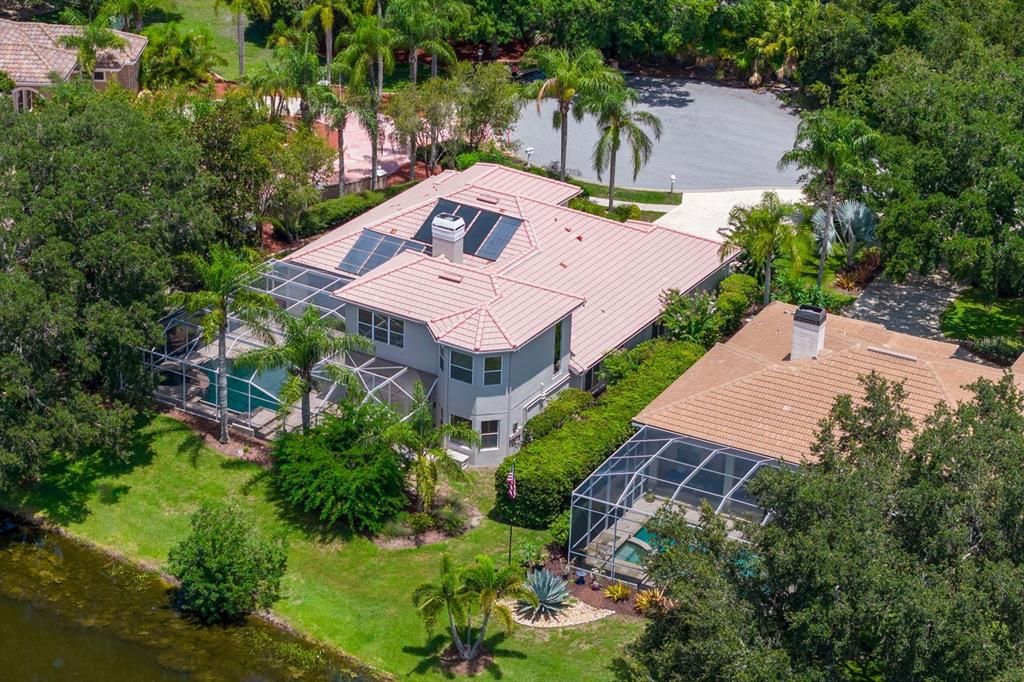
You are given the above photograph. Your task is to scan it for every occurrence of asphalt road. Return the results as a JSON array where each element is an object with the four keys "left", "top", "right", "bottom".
[{"left": 512, "top": 77, "right": 802, "bottom": 192}]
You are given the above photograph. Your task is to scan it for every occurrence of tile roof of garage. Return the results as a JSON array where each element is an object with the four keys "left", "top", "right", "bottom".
[
  {"left": 289, "top": 164, "right": 732, "bottom": 363},
  {"left": 635, "top": 302, "right": 1015, "bottom": 464},
  {"left": 0, "top": 18, "right": 146, "bottom": 86}
]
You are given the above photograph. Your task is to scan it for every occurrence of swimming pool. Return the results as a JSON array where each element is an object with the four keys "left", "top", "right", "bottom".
[
  {"left": 200, "top": 359, "right": 286, "bottom": 414},
  {"left": 614, "top": 540, "right": 649, "bottom": 565}
]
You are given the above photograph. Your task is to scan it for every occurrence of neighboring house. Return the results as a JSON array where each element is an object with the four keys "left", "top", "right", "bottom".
[
  {"left": 286, "top": 163, "right": 734, "bottom": 464},
  {"left": 570, "top": 302, "right": 1021, "bottom": 583},
  {"left": 0, "top": 18, "right": 147, "bottom": 112}
]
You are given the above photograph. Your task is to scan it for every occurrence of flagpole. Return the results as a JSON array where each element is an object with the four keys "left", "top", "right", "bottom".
[{"left": 507, "top": 461, "right": 515, "bottom": 566}]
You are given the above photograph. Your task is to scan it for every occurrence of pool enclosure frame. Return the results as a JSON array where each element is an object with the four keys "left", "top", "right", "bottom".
[
  {"left": 143, "top": 259, "right": 437, "bottom": 438},
  {"left": 569, "top": 425, "right": 793, "bottom": 585}
]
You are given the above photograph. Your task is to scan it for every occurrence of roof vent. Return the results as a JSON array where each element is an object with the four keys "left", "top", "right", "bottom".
[
  {"left": 438, "top": 272, "right": 464, "bottom": 284},
  {"left": 867, "top": 347, "right": 917, "bottom": 362},
  {"left": 431, "top": 213, "right": 465, "bottom": 264},
  {"left": 575, "top": 234, "right": 584, "bottom": 241},
  {"left": 476, "top": 194, "right": 500, "bottom": 205},
  {"left": 791, "top": 305, "right": 826, "bottom": 361}
]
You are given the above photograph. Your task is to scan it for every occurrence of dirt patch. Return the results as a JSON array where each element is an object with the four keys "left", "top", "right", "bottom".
[
  {"left": 439, "top": 645, "right": 494, "bottom": 677},
  {"left": 158, "top": 406, "right": 273, "bottom": 466},
  {"left": 373, "top": 503, "right": 483, "bottom": 550}
]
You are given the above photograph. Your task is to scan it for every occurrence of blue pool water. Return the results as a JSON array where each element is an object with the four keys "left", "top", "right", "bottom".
[
  {"left": 614, "top": 540, "right": 648, "bottom": 565},
  {"left": 201, "top": 360, "right": 286, "bottom": 413},
  {"left": 635, "top": 527, "right": 658, "bottom": 545}
]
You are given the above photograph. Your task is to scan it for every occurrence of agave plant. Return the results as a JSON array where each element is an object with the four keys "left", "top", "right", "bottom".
[
  {"left": 519, "top": 569, "right": 571, "bottom": 619},
  {"left": 812, "top": 200, "right": 877, "bottom": 270}
]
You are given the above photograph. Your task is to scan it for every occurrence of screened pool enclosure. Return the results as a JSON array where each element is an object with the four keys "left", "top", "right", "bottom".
[
  {"left": 143, "top": 260, "right": 437, "bottom": 438},
  {"left": 569, "top": 426, "right": 793, "bottom": 585}
]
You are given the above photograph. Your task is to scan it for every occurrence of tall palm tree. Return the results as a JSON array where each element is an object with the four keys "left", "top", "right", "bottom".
[
  {"left": 422, "top": 0, "right": 469, "bottom": 79},
  {"left": 310, "top": 83, "right": 352, "bottom": 193},
  {"left": 386, "top": 0, "right": 463, "bottom": 84},
  {"left": 170, "top": 246, "right": 276, "bottom": 444},
  {"left": 590, "top": 87, "right": 663, "bottom": 210},
  {"left": 233, "top": 307, "right": 372, "bottom": 433},
  {"left": 212, "top": 0, "right": 270, "bottom": 78},
  {"left": 102, "top": 0, "right": 174, "bottom": 31},
  {"left": 279, "top": 35, "right": 322, "bottom": 122},
  {"left": 141, "top": 24, "right": 225, "bottom": 89},
  {"left": 247, "top": 56, "right": 292, "bottom": 117},
  {"left": 300, "top": 0, "right": 352, "bottom": 67},
  {"left": 57, "top": 12, "right": 128, "bottom": 79},
  {"left": 746, "top": 0, "right": 815, "bottom": 86},
  {"left": 521, "top": 46, "right": 624, "bottom": 181},
  {"left": 779, "top": 109, "right": 878, "bottom": 284},
  {"left": 719, "top": 191, "right": 801, "bottom": 306},
  {"left": 412, "top": 556, "right": 472, "bottom": 659},
  {"left": 381, "top": 382, "right": 477, "bottom": 511}
]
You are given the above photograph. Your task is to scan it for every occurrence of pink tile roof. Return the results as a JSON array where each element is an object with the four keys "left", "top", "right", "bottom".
[
  {"left": 0, "top": 19, "right": 146, "bottom": 86},
  {"left": 336, "top": 251, "right": 585, "bottom": 352},
  {"left": 288, "top": 164, "right": 731, "bottom": 361}
]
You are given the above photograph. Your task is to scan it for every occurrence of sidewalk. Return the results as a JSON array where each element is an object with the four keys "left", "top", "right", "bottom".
[{"left": 653, "top": 187, "right": 805, "bottom": 242}]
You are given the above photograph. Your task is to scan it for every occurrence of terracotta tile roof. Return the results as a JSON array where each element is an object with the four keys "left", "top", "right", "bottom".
[
  {"left": 636, "top": 302, "right": 1015, "bottom": 464},
  {"left": 335, "top": 251, "right": 585, "bottom": 353},
  {"left": 0, "top": 18, "right": 146, "bottom": 86},
  {"left": 287, "top": 164, "right": 729, "bottom": 359}
]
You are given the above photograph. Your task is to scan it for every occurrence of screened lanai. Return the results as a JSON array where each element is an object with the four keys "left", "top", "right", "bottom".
[
  {"left": 143, "top": 259, "right": 437, "bottom": 438},
  {"left": 569, "top": 426, "right": 793, "bottom": 585}
]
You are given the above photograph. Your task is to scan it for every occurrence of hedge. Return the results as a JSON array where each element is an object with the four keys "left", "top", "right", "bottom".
[
  {"left": 296, "top": 182, "right": 413, "bottom": 239},
  {"left": 522, "top": 388, "right": 594, "bottom": 444},
  {"left": 494, "top": 340, "right": 705, "bottom": 528}
]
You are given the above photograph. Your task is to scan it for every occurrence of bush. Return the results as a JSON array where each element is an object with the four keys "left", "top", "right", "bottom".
[
  {"left": 272, "top": 402, "right": 407, "bottom": 533},
  {"left": 409, "top": 511, "right": 435, "bottom": 535},
  {"left": 609, "top": 203, "right": 641, "bottom": 222},
  {"left": 523, "top": 388, "right": 594, "bottom": 444},
  {"left": 773, "top": 272, "right": 845, "bottom": 312},
  {"left": 963, "top": 335, "right": 1024, "bottom": 366},
  {"left": 168, "top": 502, "right": 287, "bottom": 624},
  {"left": 454, "top": 150, "right": 519, "bottom": 170},
  {"left": 599, "top": 337, "right": 673, "bottom": 387},
  {"left": 548, "top": 509, "right": 570, "bottom": 550},
  {"left": 495, "top": 340, "right": 705, "bottom": 527},
  {"left": 434, "top": 502, "right": 468, "bottom": 536},
  {"left": 659, "top": 290, "right": 721, "bottom": 349},
  {"left": 719, "top": 273, "right": 759, "bottom": 302},
  {"left": 603, "top": 582, "right": 632, "bottom": 602},
  {"left": 297, "top": 190, "right": 389, "bottom": 239},
  {"left": 715, "top": 290, "right": 751, "bottom": 334}
]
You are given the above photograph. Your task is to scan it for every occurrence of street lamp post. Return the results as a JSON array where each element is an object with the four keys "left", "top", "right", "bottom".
[
  {"left": 525, "top": 147, "right": 535, "bottom": 168},
  {"left": 669, "top": 174, "right": 676, "bottom": 194}
]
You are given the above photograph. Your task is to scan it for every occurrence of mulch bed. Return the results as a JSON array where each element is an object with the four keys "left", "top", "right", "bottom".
[
  {"left": 543, "top": 556, "right": 642, "bottom": 618},
  {"left": 158, "top": 406, "right": 273, "bottom": 466},
  {"left": 440, "top": 645, "right": 494, "bottom": 676}
]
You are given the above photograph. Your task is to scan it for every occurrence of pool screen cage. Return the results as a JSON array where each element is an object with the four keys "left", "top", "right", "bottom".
[
  {"left": 143, "top": 259, "right": 438, "bottom": 438},
  {"left": 569, "top": 425, "right": 793, "bottom": 586}
]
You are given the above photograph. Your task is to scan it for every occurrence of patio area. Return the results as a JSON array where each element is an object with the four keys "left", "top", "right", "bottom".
[
  {"left": 144, "top": 260, "right": 436, "bottom": 438},
  {"left": 569, "top": 426, "right": 790, "bottom": 585}
]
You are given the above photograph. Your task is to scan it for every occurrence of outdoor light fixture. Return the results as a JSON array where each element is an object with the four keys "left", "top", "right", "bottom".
[
  {"left": 669, "top": 174, "right": 677, "bottom": 193},
  {"left": 525, "top": 147, "right": 535, "bottom": 167}
]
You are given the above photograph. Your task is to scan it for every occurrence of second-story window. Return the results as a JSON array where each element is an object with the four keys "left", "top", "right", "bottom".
[
  {"left": 553, "top": 320, "right": 563, "bottom": 374},
  {"left": 450, "top": 350, "right": 473, "bottom": 383},
  {"left": 358, "top": 309, "right": 404, "bottom": 348},
  {"left": 483, "top": 355, "right": 502, "bottom": 385}
]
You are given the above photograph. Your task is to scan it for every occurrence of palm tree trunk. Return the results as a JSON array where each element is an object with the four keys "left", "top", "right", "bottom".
[
  {"left": 326, "top": 26, "right": 333, "bottom": 66},
  {"left": 819, "top": 182, "right": 834, "bottom": 285},
  {"left": 763, "top": 260, "right": 772, "bottom": 306},
  {"left": 410, "top": 47, "right": 418, "bottom": 85},
  {"left": 370, "top": 113, "right": 379, "bottom": 190},
  {"left": 217, "top": 325, "right": 230, "bottom": 443},
  {"left": 236, "top": 12, "right": 245, "bottom": 78},
  {"left": 408, "top": 136, "right": 416, "bottom": 182},
  {"left": 468, "top": 609, "right": 491, "bottom": 660},
  {"left": 429, "top": 129, "right": 437, "bottom": 174},
  {"left": 447, "top": 609, "right": 470, "bottom": 659},
  {"left": 337, "top": 121, "right": 346, "bottom": 194},
  {"left": 607, "top": 150, "right": 616, "bottom": 210},
  {"left": 559, "top": 104, "right": 569, "bottom": 181},
  {"left": 431, "top": 50, "right": 438, "bottom": 78},
  {"left": 301, "top": 386, "right": 311, "bottom": 433}
]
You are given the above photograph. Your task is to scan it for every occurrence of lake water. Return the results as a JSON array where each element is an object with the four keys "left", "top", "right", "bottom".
[{"left": 0, "top": 512, "right": 375, "bottom": 682}]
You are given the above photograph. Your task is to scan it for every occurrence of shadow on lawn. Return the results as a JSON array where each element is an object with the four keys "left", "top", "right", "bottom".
[
  {"left": 402, "top": 632, "right": 526, "bottom": 679},
  {"left": 5, "top": 414, "right": 201, "bottom": 525}
]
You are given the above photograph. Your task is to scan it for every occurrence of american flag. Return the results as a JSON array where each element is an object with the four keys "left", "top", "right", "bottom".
[{"left": 506, "top": 465, "right": 517, "bottom": 500}]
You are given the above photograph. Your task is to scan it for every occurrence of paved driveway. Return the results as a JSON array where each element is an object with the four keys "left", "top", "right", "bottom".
[
  {"left": 512, "top": 77, "right": 802, "bottom": 191},
  {"left": 846, "top": 271, "right": 964, "bottom": 340}
]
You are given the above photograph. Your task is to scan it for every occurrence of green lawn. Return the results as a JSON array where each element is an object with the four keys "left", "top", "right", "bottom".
[
  {"left": 2, "top": 415, "right": 642, "bottom": 680},
  {"left": 941, "top": 289, "right": 1024, "bottom": 340},
  {"left": 144, "top": 1, "right": 276, "bottom": 81},
  {"left": 572, "top": 178, "right": 683, "bottom": 205}
]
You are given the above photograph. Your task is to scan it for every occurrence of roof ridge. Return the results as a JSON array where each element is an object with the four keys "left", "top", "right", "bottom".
[
  {"left": 493, "top": 271, "right": 585, "bottom": 302},
  {"left": 473, "top": 163, "right": 582, "bottom": 195}
]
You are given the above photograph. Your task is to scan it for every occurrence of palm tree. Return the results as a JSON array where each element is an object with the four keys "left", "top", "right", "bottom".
[
  {"left": 381, "top": 382, "right": 476, "bottom": 511},
  {"left": 233, "top": 307, "right": 372, "bottom": 433},
  {"left": 170, "top": 246, "right": 276, "bottom": 444},
  {"left": 102, "top": 0, "right": 174, "bottom": 31},
  {"left": 746, "top": 0, "right": 815, "bottom": 86},
  {"left": 590, "top": 87, "right": 663, "bottom": 210},
  {"left": 141, "top": 24, "right": 226, "bottom": 89},
  {"left": 310, "top": 84, "right": 352, "bottom": 193},
  {"left": 422, "top": 0, "right": 469, "bottom": 78},
  {"left": 212, "top": 0, "right": 270, "bottom": 78},
  {"left": 779, "top": 109, "right": 879, "bottom": 284},
  {"left": 386, "top": 0, "right": 462, "bottom": 84},
  {"left": 57, "top": 12, "right": 128, "bottom": 79},
  {"left": 719, "top": 191, "right": 801, "bottom": 306},
  {"left": 300, "top": 0, "right": 352, "bottom": 67},
  {"left": 279, "top": 35, "right": 322, "bottom": 123},
  {"left": 521, "top": 46, "right": 624, "bottom": 181},
  {"left": 413, "top": 555, "right": 525, "bottom": 662},
  {"left": 247, "top": 56, "right": 292, "bottom": 118}
]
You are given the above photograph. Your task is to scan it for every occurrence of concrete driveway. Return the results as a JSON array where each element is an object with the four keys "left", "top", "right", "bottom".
[
  {"left": 654, "top": 188, "right": 805, "bottom": 241},
  {"left": 513, "top": 77, "right": 802, "bottom": 191},
  {"left": 846, "top": 271, "right": 965, "bottom": 340}
]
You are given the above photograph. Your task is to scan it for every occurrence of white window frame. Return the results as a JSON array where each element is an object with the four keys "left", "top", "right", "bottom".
[
  {"left": 480, "top": 419, "right": 500, "bottom": 450},
  {"left": 358, "top": 308, "right": 404, "bottom": 347},
  {"left": 483, "top": 355, "right": 502, "bottom": 386},
  {"left": 450, "top": 350, "right": 473, "bottom": 383}
]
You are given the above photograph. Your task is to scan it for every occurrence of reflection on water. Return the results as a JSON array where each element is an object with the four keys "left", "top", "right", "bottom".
[{"left": 0, "top": 513, "right": 374, "bottom": 682}]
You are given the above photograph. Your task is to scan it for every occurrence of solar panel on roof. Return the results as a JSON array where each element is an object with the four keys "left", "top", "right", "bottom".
[
  {"left": 462, "top": 210, "right": 499, "bottom": 253},
  {"left": 475, "top": 215, "right": 522, "bottom": 261},
  {"left": 412, "top": 199, "right": 515, "bottom": 258},
  {"left": 413, "top": 199, "right": 458, "bottom": 243},
  {"left": 338, "top": 230, "right": 427, "bottom": 276}
]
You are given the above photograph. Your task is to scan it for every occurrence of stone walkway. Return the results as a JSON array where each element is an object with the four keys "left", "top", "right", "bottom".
[{"left": 846, "top": 270, "right": 965, "bottom": 340}]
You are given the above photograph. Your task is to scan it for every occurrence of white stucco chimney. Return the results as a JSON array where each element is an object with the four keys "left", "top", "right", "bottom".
[
  {"left": 431, "top": 213, "right": 465, "bottom": 264},
  {"left": 791, "top": 305, "right": 827, "bottom": 360}
]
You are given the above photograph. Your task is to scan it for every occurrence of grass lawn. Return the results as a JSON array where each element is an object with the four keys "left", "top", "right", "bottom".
[
  {"left": 941, "top": 289, "right": 1024, "bottom": 340},
  {"left": 143, "top": 2, "right": 276, "bottom": 81},
  {"left": 2, "top": 415, "right": 642, "bottom": 680},
  {"left": 572, "top": 178, "right": 682, "bottom": 205}
]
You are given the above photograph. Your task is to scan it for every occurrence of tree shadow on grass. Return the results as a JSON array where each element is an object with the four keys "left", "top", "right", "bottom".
[
  {"left": 6, "top": 414, "right": 199, "bottom": 526},
  {"left": 402, "top": 631, "right": 525, "bottom": 679}
]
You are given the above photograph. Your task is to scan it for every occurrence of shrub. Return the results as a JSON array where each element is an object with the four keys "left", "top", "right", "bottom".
[
  {"left": 715, "top": 290, "right": 751, "bottom": 334},
  {"left": 719, "top": 273, "right": 759, "bottom": 301},
  {"left": 659, "top": 290, "right": 722, "bottom": 349},
  {"left": 518, "top": 540, "right": 546, "bottom": 569},
  {"left": 548, "top": 509, "right": 571, "bottom": 550},
  {"left": 434, "top": 502, "right": 468, "bottom": 536},
  {"left": 495, "top": 340, "right": 705, "bottom": 527},
  {"left": 964, "top": 335, "right": 1024, "bottom": 366},
  {"left": 634, "top": 587, "right": 674, "bottom": 616},
  {"left": 297, "top": 190, "right": 388, "bottom": 239},
  {"left": 272, "top": 402, "right": 407, "bottom": 533},
  {"left": 168, "top": 502, "right": 287, "bottom": 624},
  {"left": 609, "top": 203, "right": 641, "bottom": 222},
  {"left": 599, "top": 338, "right": 666, "bottom": 386},
  {"left": 523, "top": 388, "right": 594, "bottom": 444},
  {"left": 567, "top": 196, "right": 606, "bottom": 216},
  {"left": 603, "top": 582, "right": 632, "bottom": 602},
  {"left": 454, "top": 150, "right": 518, "bottom": 170},
  {"left": 520, "top": 569, "right": 571, "bottom": 619},
  {"left": 773, "top": 273, "right": 845, "bottom": 312},
  {"left": 409, "top": 511, "right": 435, "bottom": 535}
]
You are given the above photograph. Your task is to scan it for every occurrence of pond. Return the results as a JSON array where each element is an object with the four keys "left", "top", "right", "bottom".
[{"left": 0, "top": 512, "right": 375, "bottom": 682}]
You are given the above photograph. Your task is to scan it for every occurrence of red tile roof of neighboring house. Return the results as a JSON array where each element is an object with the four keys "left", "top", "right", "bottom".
[
  {"left": 288, "top": 164, "right": 732, "bottom": 364},
  {"left": 0, "top": 18, "right": 146, "bottom": 86},
  {"left": 635, "top": 302, "right": 1016, "bottom": 464},
  {"left": 336, "top": 251, "right": 585, "bottom": 353}
]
